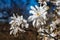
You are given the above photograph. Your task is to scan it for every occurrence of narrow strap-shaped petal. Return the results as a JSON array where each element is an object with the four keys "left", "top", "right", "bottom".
[
  {"left": 23, "top": 19, "right": 27, "bottom": 23},
  {"left": 9, "top": 20, "right": 14, "bottom": 24},
  {"left": 32, "top": 20, "right": 36, "bottom": 28},
  {"left": 50, "top": 33, "right": 56, "bottom": 37},
  {"left": 13, "top": 27, "right": 18, "bottom": 35},
  {"left": 29, "top": 10, "right": 36, "bottom": 15},
  {"left": 28, "top": 15, "right": 37, "bottom": 22},
  {"left": 36, "top": 20, "right": 40, "bottom": 28},
  {"left": 21, "top": 24, "right": 24, "bottom": 28},
  {"left": 30, "top": 6, "right": 36, "bottom": 11},
  {"left": 35, "top": 5, "right": 39, "bottom": 10},
  {"left": 25, "top": 23, "right": 29, "bottom": 28},
  {"left": 10, "top": 30, "right": 13, "bottom": 35},
  {"left": 20, "top": 16, "right": 23, "bottom": 20},
  {"left": 13, "top": 14, "right": 16, "bottom": 18},
  {"left": 18, "top": 27, "right": 25, "bottom": 32}
]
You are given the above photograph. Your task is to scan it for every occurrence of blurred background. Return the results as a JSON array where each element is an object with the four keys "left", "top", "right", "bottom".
[{"left": 0, "top": 0, "right": 38, "bottom": 24}]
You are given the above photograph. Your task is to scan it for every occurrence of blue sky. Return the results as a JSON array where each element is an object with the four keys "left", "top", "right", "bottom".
[
  {"left": 0, "top": 0, "right": 56, "bottom": 22},
  {"left": 0, "top": 0, "right": 38, "bottom": 16}
]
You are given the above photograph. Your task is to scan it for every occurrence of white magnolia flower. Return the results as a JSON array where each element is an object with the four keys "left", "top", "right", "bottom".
[
  {"left": 50, "top": 19, "right": 60, "bottom": 32},
  {"left": 28, "top": 5, "right": 48, "bottom": 21},
  {"left": 9, "top": 14, "right": 29, "bottom": 36},
  {"left": 28, "top": 3, "right": 48, "bottom": 28}
]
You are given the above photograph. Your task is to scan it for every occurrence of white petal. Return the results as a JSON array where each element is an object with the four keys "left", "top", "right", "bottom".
[
  {"left": 30, "top": 6, "right": 36, "bottom": 11},
  {"left": 23, "top": 19, "right": 27, "bottom": 23},
  {"left": 29, "top": 10, "right": 36, "bottom": 15},
  {"left": 50, "top": 27, "right": 54, "bottom": 32},
  {"left": 18, "top": 27, "right": 25, "bottom": 32},
  {"left": 39, "top": 6, "right": 43, "bottom": 10},
  {"left": 10, "top": 17, "right": 16, "bottom": 20},
  {"left": 50, "top": 33, "right": 56, "bottom": 37},
  {"left": 10, "top": 14, "right": 16, "bottom": 20},
  {"left": 35, "top": 5, "right": 39, "bottom": 9},
  {"left": 41, "top": 12, "right": 47, "bottom": 20},
  {"left": 41, "top": 33, "right": 44, "bottom": 35},
  {"left": 17, "top": 22, "right": 20, "bottom": 26},
  {"left": 44, "top": 6, "right": 48, "bottom": 10},
  {"left": 25, "top": 24, "right": 29, "bottom": 28},
  {"left": 43, "top": 11, "right": 47, "bottom": 16},
  {"left": 32, "top": 20, "right": 36, "bottom": 28},
  {"left": 28, "top": 15, "right": 34, "bottom": 22},
  {"left": 50, "top": 24, "right": 56, "bottom": 28},
  {"left": 9, "top": 20, "right": 14, "bottom": 24},
  {"left": 10, "top": 30, "right": 13, "bottom": 35},
  {"left": 21, "top": 24, "right": 24, "bottom": 28},
  {"left": 35, "top": 5, "right": 40, "bottom": 12},
  {"left": 41, "top": 22, "right": 44, "bottom": 25},
  {"left": 20, "top": 16, "right": 23, "bottom": 20},
  {"left": 44, "top": 21, "right": 46, "bottom": 24},
  {"left": 10, "top": 26, "right": 14, "bottom": 30},
  {"left": 36, "top": 20, "right": 40, "bottom": 28},
  {"left": 37, "top": 28, "right": 42, "bottom": 32},
  {"left": 43, "top": 2, "right": 47, "bottom": 8},
  {"left": 45, "top": 29, "right": 48, "bottom": 33},
  {"left": 13, "top": 14, "right": 16, "bottom": 18},
  {"left": 13, "top": 27, "right": 18, "bottom": 35}
]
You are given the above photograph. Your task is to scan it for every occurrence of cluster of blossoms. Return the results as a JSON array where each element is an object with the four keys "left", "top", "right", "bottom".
[
  {"left": 9, "top": 14, "right": 29, "bottom": 36},
  {"left": 9, "top": 0, "right": 60, "bottom": 40}
]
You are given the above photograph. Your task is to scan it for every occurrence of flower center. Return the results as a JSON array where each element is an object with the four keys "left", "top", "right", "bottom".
[{"left": 36, "top": 13, "right": 40, "bottom": 16}]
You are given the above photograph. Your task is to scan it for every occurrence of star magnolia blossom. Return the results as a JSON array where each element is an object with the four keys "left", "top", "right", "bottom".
[
  {"left": 9, "top": 14, "right": 29, "bottom": 36},
  {"left": 28, "top": 3, "right": 48, "bottom": 28},
  {"left": 50, "top": 19, "right": 60, "bottom": 32}
]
